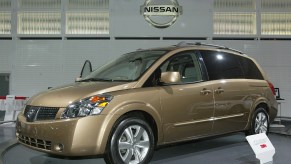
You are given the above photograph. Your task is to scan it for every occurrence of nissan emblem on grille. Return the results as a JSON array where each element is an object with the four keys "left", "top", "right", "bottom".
[{"left": 25, "top": 106, "right": 39, "bottom": 122}]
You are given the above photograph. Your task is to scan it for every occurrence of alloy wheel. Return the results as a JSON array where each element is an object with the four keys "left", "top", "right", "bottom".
[
  {"left": 118, "top": 125, "right": 150, "bottom": 164},
  {"left": 254, "top": 112, "right": 268, "bottom": 134}
]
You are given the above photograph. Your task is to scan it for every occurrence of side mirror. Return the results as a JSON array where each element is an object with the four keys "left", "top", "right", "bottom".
[
  {"left": 79, "top": 60, "right": 92, "bottom": 78},
  {"left": 160, "top": 72, "right": 181, "bottom": 84}
]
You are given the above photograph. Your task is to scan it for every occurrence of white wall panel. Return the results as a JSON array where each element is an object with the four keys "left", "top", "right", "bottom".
[
  {"left": 10, "top": 41, "right": 63, "bottom": 96},
  {"left": 61, "top": 41, "right": 113, "bottom": 84}
]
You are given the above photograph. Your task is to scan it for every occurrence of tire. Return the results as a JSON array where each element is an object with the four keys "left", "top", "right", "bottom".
[
  {"left": 105, "top": 117, "right": 155, "bottom": 164},
  {"left": 246, "top": 107, "right": 269, "bottom": 136}
]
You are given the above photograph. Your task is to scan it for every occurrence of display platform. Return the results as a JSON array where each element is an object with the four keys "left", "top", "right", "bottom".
[
  {"left": 270, "top": 120, "right": 291, "bottom": 135},
  {"left": 2, "top": 133, "right": 291, "bottom": 164}
]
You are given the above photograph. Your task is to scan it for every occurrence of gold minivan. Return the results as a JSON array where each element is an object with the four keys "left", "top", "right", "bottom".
[{"left": 16, "top": 42, "right": 278, "bottom": 164}]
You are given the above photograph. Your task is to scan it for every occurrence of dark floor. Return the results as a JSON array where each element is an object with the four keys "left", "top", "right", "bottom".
[
  {"left": 0, "top": 121, "right": 291, "bottom": 164},
  {"left": 0, "top": 123, "right": 15, "bottom": 144}
]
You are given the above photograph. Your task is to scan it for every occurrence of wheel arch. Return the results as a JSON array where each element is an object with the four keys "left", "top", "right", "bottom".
[
  {"left": 245, "top": 100, "right": 270, "bottom": 131},
  {"left": 251, "top": 97, "right": 271, "bottom": 116},
  {"left": 256, "top": 103, "right": 269, "bottom": 114},
  {"left": 245, "top": 98, "right": 270, "bottom": 130},
  {"left": 112, "top": 110, "right": 159, "bottom": 146},
  {"left": 97, "top": 103, "right": 163, "bottom": 155},
  {"left": 103, "top": 109, "right": 158, "bottom": 163},
  {"left": 109, "top": 103, "right": 163, "bottom": 145}
]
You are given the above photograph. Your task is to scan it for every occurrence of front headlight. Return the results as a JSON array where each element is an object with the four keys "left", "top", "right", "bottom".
[{"left": 61, "top": 94, "right": 113, "bottom": 119}]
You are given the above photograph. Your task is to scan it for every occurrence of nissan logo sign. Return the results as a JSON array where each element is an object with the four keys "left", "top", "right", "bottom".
[{"left": 140, "top": 0, "right": 183, "bottom": 28}]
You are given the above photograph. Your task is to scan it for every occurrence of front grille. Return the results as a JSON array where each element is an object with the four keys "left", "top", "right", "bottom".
[
  {"left": 24, "top": 105, "right": 59, "bottom": 122},
  {"left": 36, "top": 107, "right": 59, "bottom": 120},
  {"left": 18, "top": 134, "right": 52, "bottom": 150}
]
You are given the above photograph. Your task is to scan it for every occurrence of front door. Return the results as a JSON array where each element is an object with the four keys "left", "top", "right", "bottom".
[{"left": 158, "top": 51, "right": 215, "bottom": 142}]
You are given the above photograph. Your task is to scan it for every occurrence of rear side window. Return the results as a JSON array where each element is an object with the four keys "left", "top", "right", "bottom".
[
  {"left": 238, "top": 57, "right": 264, "bottom": 80},
  {"left": 200, "top": 50, "right": 244, "bottom": 80}
]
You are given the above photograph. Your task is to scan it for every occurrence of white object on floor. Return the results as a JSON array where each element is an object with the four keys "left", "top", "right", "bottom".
[
  {"left": 246, "top": 133, "right": 275, "bottom": 164},
  {"left": 4, "top": 95, "right": 15, "bottom": 121},
  {"left": 0, "top": 122, "right": 15, "bottom": 127},
  {"left": 270, "top": 124, "right": 285, "bottom": 128}
]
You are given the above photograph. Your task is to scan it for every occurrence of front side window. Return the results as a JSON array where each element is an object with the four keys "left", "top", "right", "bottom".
[
  {"left": 82, "top": 50, "right": 167, "bottom": 82},
  {"left": 200, "top": 50, "right": 244, "bottom": 80},
  {"left": 160, "top": 51, "right": 203, "bottom": 83}
]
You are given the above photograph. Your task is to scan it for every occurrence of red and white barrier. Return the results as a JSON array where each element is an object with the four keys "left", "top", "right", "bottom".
[
  {"left": 0, "top": 95, "right": 28, "bottom": 122},
  {"left": 0, "top": 96, "right": 6, "bottom": 111}
]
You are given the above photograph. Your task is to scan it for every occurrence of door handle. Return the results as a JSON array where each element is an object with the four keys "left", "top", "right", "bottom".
[
  {"left": 215, "top": 87, "right": 224, "bottom": 94},
  {"left": 200, "top": 88, "right": 212, "bottom": 95}
]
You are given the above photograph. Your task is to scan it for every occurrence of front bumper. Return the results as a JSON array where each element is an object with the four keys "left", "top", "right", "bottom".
[{"left": 16, "top": 114, "right": 110, "bottom": 156}]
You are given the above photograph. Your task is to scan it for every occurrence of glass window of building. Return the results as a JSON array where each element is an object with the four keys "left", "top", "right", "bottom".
[
  {"left": 66, "top": 0, "right": 109, "bottom": 35},
  {"left": 261, "top": 0, "right": 291, "bottom": 35},
  {"left": 17, "top": 0, "right": 61, "bottom": 34},
  {"left": 213, "top": 0, "right": 257, "bottom": 35},
  {"left": 0, "top": 0, "right": 11, "bottom": 34}
]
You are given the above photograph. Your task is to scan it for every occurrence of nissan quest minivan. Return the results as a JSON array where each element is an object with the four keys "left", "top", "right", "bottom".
[{"left": 16, "top": 42, "right": 278, "bottom": 164}]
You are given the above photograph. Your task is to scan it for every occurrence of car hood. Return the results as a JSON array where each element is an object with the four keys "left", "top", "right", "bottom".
[{"left": 27, "top": 81, "right": 136, "bottom": 107}]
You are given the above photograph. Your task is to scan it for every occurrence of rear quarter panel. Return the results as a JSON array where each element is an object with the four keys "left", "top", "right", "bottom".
[{"left": 245, "top": 80, "right": 278, "bottom": 130}]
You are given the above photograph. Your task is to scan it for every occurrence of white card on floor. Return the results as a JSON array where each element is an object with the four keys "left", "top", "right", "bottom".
[{"left": 246, "top": 133, "right": 275, "bottom": 164}]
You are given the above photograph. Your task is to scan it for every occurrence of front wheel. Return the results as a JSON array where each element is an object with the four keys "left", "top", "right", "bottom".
[
  {"left": 105, "top": 117, "right": 155, "bottom": 164},
  {"left": 246, "top": 107, "right": 269, "bottom": 135}
]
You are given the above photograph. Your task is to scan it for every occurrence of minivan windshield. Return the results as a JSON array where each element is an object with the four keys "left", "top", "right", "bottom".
[{"left": 80, "top": 50, "right": 167, "bottom": 82}]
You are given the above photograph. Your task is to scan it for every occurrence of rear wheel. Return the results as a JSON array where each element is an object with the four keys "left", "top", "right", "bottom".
[
  {"left": 105, "top": 117, "right": 155, "bottom": 164},
  {"left": 246, "top": 107, "right": 269, "bottom": 135}
]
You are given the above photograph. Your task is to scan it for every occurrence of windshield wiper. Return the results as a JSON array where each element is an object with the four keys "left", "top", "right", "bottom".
[{"left": 78, "top": 78, "right": 114, "bottom": 82}]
